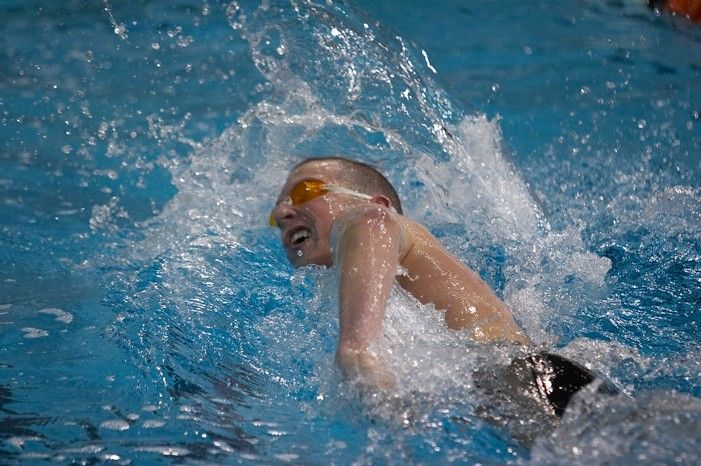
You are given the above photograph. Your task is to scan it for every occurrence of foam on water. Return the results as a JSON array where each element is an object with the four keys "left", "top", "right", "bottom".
[
  {"left": 38, "top": 307, "right": 74, "bottom": 324},
  {"left": 530, "top": 390, "right": 701, "bottom": 465}
]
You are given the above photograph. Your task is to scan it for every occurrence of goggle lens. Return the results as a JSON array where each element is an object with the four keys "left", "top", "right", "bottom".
[
  {"left": 289, "top": 179, "right": 328, "bottom": 205},
  {"left": 269, "top": 179, "right": 328, "bottom": 227}
]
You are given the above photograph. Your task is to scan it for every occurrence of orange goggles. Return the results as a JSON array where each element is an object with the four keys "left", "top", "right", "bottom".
[{"left": 269, "top": 179, "right": 372, "bottom": 227}]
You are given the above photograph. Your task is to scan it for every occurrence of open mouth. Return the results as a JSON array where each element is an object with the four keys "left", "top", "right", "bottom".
[{"left": 288, "top": 227, "right": 311, "bottom": 247}]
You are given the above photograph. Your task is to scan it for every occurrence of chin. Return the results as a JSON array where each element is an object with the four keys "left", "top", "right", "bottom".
[{"left": 288, "top": 249, "right": 332, "bottom": 268}]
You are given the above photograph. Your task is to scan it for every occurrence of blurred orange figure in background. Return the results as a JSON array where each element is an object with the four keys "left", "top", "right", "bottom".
[{"left": 650, "top": 0, "right": 701, "bottom": 22}]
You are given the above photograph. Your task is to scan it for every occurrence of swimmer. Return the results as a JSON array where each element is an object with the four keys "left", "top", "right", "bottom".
[{"left": 270, "top": 156, "right": 615, "bottom": 416}]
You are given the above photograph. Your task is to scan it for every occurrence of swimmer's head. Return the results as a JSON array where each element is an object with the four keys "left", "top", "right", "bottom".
[
  {"left": 270, "top": 157, "right": 402, "bottom": 267},
  {"left": 292, "top": 157, "right": 403, "bottom": 215}
]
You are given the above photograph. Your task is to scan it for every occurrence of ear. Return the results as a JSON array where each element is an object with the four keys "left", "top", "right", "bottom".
[{"left": 370, "top": 195, "right": 392, "bottom": 209}]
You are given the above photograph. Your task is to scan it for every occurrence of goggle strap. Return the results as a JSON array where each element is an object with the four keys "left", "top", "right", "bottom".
[
  {"left": 324, "top": 184, "right": 374, "bottom": 201},
  {"left": 325, "top": 185, "right": 396, "bottom": 212}
]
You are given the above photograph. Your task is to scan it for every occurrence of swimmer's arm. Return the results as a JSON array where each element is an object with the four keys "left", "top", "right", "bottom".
[
  {"left": 334, "top": 206, "right": 401, "bottom": 389},
  {"left": 397, "top": 223, "right": 530, "bottom": 344}
]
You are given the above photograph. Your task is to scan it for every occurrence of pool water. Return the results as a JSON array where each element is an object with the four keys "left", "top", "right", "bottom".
[{"left": 1, "top": 0, "right": 700, "bottom": 464}]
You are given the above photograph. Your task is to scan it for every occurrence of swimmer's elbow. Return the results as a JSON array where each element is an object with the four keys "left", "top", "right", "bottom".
[
  {"left": 336, "top": 341, "right": 364, "bottom": 372},
  {"left": 443, "top": 305, "right": 531, "bottom": 345},
  {"left": 335, "top": 344, "right": 394, "bottom": 389},
  {"left": 335, "top": 342, "right": 374, "bottom": 376}
]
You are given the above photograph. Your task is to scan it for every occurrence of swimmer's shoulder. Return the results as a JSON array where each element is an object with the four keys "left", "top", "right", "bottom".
[
  {"left": 393, "top": 214, "right": 442, "bottom": 262},
  {"left": 329, "top": 204, "right": 406, "bottom": 250},
  {"left": 328, "top": 204, "right": 444, "bottom": 263}
]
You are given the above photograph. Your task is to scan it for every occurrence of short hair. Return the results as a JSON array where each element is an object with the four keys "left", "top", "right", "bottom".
[{"left": 294, "top": 157, "right": 403, "bottom": 214}]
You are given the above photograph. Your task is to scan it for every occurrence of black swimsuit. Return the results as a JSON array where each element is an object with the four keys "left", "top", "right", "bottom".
[
  {"left": 473, "top": 350, "right": 619, "bottom": 430},
  {"left": 524, "top": 352, "right": 618, "bottom": 417}
]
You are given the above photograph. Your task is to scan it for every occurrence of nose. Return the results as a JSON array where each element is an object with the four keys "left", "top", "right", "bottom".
[{"left": 269, "top": 200, "right": 295, "bottom": 227}]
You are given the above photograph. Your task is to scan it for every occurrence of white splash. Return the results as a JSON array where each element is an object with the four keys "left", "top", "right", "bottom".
[
  {"left": 39, "top": 307, "right": 74, "bottom": 324},
  {"left": 99, "top": 420, "right": 130, "bottom": 431},
  {"left": 21, "top": 327, "right": 48, "bottom": 339}
]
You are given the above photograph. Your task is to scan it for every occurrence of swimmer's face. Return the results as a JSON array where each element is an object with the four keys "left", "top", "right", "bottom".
[{"left": 270, "top": 160, "right": 353, "bottom": 267}]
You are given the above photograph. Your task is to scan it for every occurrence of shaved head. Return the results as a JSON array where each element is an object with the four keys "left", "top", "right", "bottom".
[{"left": 293, "top": 157, "right": 403, "bottom": 214}]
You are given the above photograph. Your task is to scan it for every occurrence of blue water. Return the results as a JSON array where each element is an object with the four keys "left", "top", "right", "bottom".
[{"left": 1, "top": 0, "right": 700, "bottom": 464}]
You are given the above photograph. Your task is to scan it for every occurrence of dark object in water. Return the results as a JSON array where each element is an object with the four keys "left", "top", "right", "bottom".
[
  {"left": 527, "top": 352, "right": 619, "bottom": 417},
  {"left": 473, "top": 350, "right": 619, "bottom": 444}
]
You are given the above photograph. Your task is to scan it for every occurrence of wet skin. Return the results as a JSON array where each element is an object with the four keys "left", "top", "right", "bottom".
[{"left": 270, "top": 160, "right": 530, "bottom": 386}]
